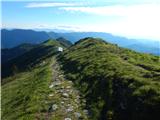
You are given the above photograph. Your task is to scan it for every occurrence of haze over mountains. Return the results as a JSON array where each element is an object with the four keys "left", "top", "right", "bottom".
[{"left": 1, "top": 29, "right": 159, "bottom": 55}]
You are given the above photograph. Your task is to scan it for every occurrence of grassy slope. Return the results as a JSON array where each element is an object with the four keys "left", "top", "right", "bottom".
[
  {"left": 2, "top": 43, "right": 37, "bottom": 63},
  {"left": 1, "top": 39, "right": 66, "bottom": 79},
  {"left": 2, "top": 39, "right": 72, "bottom": 120},
  {"left": 58, "top": 37, "right": 160, "bottom": 120},
  {"left": 2, "top": 57, "right": 54, "bottom": 120}
]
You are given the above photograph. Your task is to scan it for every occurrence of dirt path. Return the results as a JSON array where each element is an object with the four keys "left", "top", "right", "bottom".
[{"left": 46, "top": 60, "right": 89, "bottom": 120}]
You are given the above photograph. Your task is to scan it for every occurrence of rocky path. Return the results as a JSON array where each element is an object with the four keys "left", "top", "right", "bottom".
[{"left": 46, "top": 60, "right": 89, "bottom": 120}]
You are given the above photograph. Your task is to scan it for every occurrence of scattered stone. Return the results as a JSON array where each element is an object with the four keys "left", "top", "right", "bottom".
[
  {"left": 68, "top": 81, "right": 73, "bottom": 84},
  {"left": 61, "top": 101, "right": 65, "bottom": 104},
  {"left": 67, "top": 104, "right": 71, "bottom": 107},
  {"left": 74, "top": 112, "right": 81, "bottom": 118},
  {"left": 49, "top": 94, "right": 54, "bottom": 97},
  {"left": 64, "top": 118, "right": 71, "bottom": 120},
  {"left": 48, "top": 62, "right": 88, "bottom": 118},
  {"left": 66, "top": 106, "right": 74, "bottom": 112},
  {"left": 63, "top": 98, "right": 68, "bottom": 101},
  {"left": 82, "top": 99, "right": 86, "bottom": 103},
  {"left": 49, "top": 84, "right": 54, "bottom": 88},
  {"left": 66, "top": 86, "right": 71, "bottom": 89},
  {"left": 74, "top": 99, "right": 80, "bottom": 103},
  {"left": 52, "top": 104, "right": 58, "bottom": 111},
  {"left": 59, "top": 89, "right": 64, "bottom": 93},
  {"left": 59, "top": 75, "right": 63, "bottom": 77},
  {"left": 54, "top": 81, "right": 61, "bottom": 86},
  {"left": 66, "top": 89, "right": 72, "bottom": 93},
  {"left": 76, "top": 95, "right": 80, "bottom": 99},
  {"left": 62, "top": 93, "right": 69, "bottom": 98},
  {"left": 49, "top": 81, "right": 62, "bottom": 88},
  {"left": 83, "top": 109, "right": 89, "bottom": 115}
]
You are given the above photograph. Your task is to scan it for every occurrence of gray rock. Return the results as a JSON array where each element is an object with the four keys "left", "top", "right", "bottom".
[
  {"left": 49, "top": 84, "right": 54, "bottom": 88},
  {"left": 64, "top": 118, "right": 71, "bottom": 120},
  {"left": 61, "top": 101, "right": 65, "bottom": 104},
  {"left": 63, "top": 98, "right": 68, "bottom": 101},
  {"left": 83, "top": 109, "right": 89, "bottom": 115},
  {"left": 66, "top": 86, "right": 71, "bottom": 89},
  {"left": 74, "top": 112, "right": 81, "bottom": 118},
  {"left": 68, "top": 81, "right": 73, "bottom": 84},
  {"left": 49, "top": 94, "right": 54, "bottom": 97},
  {"left": 52, "top": 104, "right": 58, "bottom": 111},
  {"left": 66, "top": 106, "right": 74, "bottom": 112},
  {"left": 62, "top": 93, "right": 69, "bottom": 98},
  {"left": 74, "top": 99, "right": 80, "bottom": 103}
]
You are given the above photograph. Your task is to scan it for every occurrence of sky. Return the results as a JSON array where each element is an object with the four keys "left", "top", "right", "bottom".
[{"left": 1, "top": 0, "right": 160, "bottom": 41}]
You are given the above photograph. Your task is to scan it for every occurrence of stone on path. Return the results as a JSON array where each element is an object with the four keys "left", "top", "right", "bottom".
[
  {"left": 49, "top": 94, "right": 54, "bottom": 97},
  {"left": 83, "top": 109, "right": 89, "bottom": 115},
  {"left": 74, "top": 112, "right": 81, "bottom": 118},
  {"left": 66, "top": 106, "right": 74, "bottom": 112},
  {"left": 52, "top": 104, "right": 58, "bottom": 111},
  {"left": 62, "top": 93, "right": 69, "bottom": 98},
  {"left": 66, "top": 86, "right": 71, "bottom": 89},
  {"left": 48, "top": 62, "right": 89, "bottom": 119},
  {"left": 64, "top": 118, "right": 72, "bottom": 120},
  {"left": 49, "top": 84, "right": 54, "bottom": 88},
  {"left": 61, "top": 101, "right": 64, "bottom": 104}
]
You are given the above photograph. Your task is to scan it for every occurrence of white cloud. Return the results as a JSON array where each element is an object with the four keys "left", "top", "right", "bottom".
[
  {"left": 60, "top": 4, "right": 160, "bottom": 40},
  {"left": 26, "top": 2, "right": 80, "bottom": 8},
  {"left": 60, "top": 4, "right": 160, "bottom": 16}
]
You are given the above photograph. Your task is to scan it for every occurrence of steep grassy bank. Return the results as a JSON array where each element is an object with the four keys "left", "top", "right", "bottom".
[
  {"left": 58, "top": 37, "right": 160, "bottom": 120},
  {"left": 2, "top": 57, "right": 54, "bottom": 119}
]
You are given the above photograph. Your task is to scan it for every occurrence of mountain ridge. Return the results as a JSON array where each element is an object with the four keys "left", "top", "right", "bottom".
[
  {"left": 2, "top": 29, "right": 159, "bottom": 55},
  {"left": 58, "top": 37, "right": 160, "bottom": 120}
]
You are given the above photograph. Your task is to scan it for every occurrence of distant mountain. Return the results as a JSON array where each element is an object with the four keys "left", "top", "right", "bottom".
[
  {"left": 126, "top": 43, "right": 160, "bottom": 55},
  {"left": 56, "top": 37, "right": 72, "bottom": 48},
  {"left": 1, "top": 29, "right": 50, "bottom": 48},
  {"left": 1, "top": 29, "right": 159, "bottom": 55},
  {"left": 50, "top": 32, "right": 160, "bottom": 55}
]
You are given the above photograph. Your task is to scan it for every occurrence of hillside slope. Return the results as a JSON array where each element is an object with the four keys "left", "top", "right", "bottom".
[
  {"left": 2, "top": 43, "right": 37, "bottom": 64},
  {"left": 58, "top": 37, "right": 160, "bottom": 120},
  {"left": 2, "top": 39, "right": 85, "bottom": 120},
  {"left": 2, "top": 39, "right": 70, "bottom": 78}
]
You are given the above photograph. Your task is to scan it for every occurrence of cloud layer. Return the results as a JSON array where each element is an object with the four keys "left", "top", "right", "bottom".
[
  {"left": 26, "top": 2, "right": 80, "bottom": 8},
  {"left": 59, "top": 4, "right": 160, "bottom": 40}
]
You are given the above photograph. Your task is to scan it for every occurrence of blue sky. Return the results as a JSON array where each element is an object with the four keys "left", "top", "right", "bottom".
[{"left": 1, "top": 0, "right": 160, "bottom": 40}]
